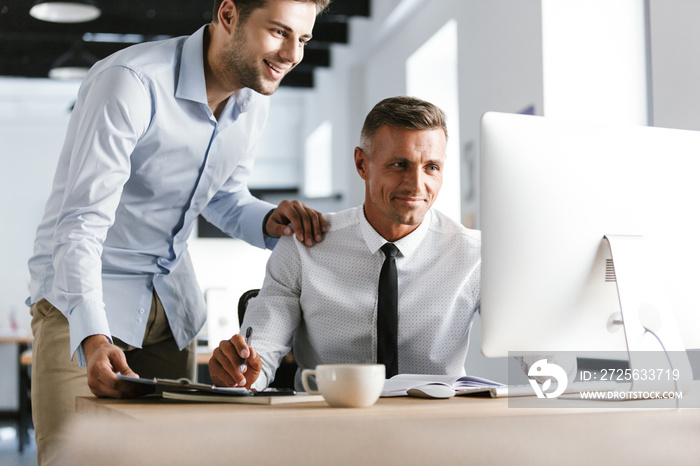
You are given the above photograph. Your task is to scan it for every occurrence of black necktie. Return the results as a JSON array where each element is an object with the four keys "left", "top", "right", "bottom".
[{"left": 377, "top": 243, "right": 399, "bottom": 378}]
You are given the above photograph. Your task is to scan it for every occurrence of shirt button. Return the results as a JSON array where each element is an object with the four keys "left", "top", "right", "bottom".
[
  {"left": 138, "top": 308, "right": 145, "bottom": 315},
  {"left": 137, "top": 317, "right": 143, "bottom": 323}
]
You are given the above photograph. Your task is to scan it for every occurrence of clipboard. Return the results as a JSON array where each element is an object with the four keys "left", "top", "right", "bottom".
[{"left": 116, "top": 373, "right": 295, "bottom": 397}]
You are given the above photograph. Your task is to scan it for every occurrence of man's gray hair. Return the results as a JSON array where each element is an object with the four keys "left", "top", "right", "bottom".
[{"left": 359, "top": 96, "right": 448, "bottom": 152}]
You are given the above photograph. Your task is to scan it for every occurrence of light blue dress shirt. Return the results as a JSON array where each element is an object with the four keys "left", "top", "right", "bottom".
[{"left": 27, "top": 26, "right": 276, "bottom": 364}]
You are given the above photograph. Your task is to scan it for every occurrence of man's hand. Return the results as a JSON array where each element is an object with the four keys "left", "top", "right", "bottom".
[
  {"left": 83, "top": 334, "right": 150, "bottom": 398},
  {"left": 265, "top": 200, "right": 327, "bottom": 247},
  {"left": 209, "top": 333, "right": 262, "bottom": 389}
]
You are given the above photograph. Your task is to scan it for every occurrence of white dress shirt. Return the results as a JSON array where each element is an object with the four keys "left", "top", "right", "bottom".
[
  {"left": 243, "top": 206, "right": 481, "bottom": 390},
  {"left": 27, "top": 26, "right": 276, "bottom": 363}
]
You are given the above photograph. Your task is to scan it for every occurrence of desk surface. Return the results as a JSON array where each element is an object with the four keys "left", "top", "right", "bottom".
[
  {"left": 0, "top": 335, "right": 32, "bottom": 345},
  {"left": 64, "top": 392, "right": 700, "bottom": 465}
]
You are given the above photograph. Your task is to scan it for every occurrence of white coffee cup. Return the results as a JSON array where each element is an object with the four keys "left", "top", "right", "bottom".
[{"left": 301, "top": 364, "right": 385, "bottom": 408}]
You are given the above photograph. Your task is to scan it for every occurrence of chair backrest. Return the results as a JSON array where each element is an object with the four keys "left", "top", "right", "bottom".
[
  {"left": 237, "top": 288, "right": 298, "bottom": 390},
  {"left": 237, "top": 289, "right": 260, "bottom": 326}
]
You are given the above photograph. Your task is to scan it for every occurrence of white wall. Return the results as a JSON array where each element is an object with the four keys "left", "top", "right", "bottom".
[
  {"left": 406, "top": 19, "right": 461, "bottom": 222},
  {"left": 0, "top": 78, "right": 80, "bottom": 408},
  {"left": 248, "top": 88, "right": 307, "bottom": 188}
]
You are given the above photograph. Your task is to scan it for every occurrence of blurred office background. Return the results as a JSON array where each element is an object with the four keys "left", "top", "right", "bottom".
[{"left": 1, "top": 0, "right": 699, "bottom": 457}]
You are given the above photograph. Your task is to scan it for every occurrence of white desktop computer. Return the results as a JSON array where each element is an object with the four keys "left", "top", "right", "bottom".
[{"left": 480, "top": 112, "right": 700, "bottom": 393}]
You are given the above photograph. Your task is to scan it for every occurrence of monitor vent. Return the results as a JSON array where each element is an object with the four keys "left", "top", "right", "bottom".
[{"left": 605, "top": 259, "right": 617, "bottom": 282}]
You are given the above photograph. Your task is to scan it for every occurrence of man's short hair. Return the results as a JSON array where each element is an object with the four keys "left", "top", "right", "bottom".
[
  {"left": 212, "top": 0, "right": 331, "bottom": 23},
  {"left": 360, "top": 96, "right": 448, "bottom": 152}
]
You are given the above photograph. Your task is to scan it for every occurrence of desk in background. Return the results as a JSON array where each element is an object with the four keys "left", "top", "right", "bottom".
[
  {"left": 0, "top": 335, "right": 32, "bottom": 453},
  {"left": 195, "top": 346, "right": 213, "bottom": 384},
  {"left": 63, "top": 391, "right": 700, "bottom": 465}
]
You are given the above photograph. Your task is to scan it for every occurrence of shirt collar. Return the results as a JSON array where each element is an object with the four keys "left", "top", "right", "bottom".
[
  {"left": 358, "top": 206, "right": 432, "bottom": 260},
  {"left": 175, "top": 26, "right": 254, "bottom": 113},
  {"left": 176, "top": 26, "right": 208, "bottom": 104},
  {"left": 233, "top": 88, "right": 254, "bottom": 113}
]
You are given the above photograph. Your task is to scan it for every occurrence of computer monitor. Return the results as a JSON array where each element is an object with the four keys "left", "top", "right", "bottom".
[{"left": 480, "top": 112, "right": 700, "bottom": 390}]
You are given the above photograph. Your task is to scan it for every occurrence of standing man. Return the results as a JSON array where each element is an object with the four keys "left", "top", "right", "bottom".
[
  {"left": 209, "top": 96, "right": 482, "bottom": 390},
  {"left": 27, "top": 0, "right": 330, "bottom": 463}
]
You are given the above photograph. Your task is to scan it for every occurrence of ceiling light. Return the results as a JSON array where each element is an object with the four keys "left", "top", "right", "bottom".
[
  {"left": 49, "top": 43, "right": 97, "bottom": 80},
  {"left": 30, "top": 0, "right": 101, "bottom": 23}
]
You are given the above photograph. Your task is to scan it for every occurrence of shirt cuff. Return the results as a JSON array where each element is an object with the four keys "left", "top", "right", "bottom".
[
  {"left": 238, "top": 200, "right": 277, "bottom": 249},
  {"left": 66, "top": 299, "right": 112, "bottom": 367},
  {"left": 264, "top": 235, "right": 279, "bottom": 250},
  {"left": 251, "top": 372, "right": 269, "bottom": 391},
  {"left": 262, "top": 208, "right": 275, "bottom": 237},
  {"left": 261, "top": 208, "right": 280, "bottom": 250}
]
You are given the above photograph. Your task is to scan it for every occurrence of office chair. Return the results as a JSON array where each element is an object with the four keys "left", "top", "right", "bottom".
[{"left": 237, "top": 289, "right": 298, "bottom": 390}]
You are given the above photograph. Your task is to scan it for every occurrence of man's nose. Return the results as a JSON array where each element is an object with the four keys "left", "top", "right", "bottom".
[
  {"left": 403, "top": 167, "right": 423, "bottom": 191},
  {"left": 280, "top": 39, "right": 303, "bottom": 64}
]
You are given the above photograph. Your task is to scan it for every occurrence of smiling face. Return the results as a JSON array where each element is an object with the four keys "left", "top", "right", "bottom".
[
  {"left": 218, "top": 0, "right": 316, "bottom": 95},
  {"left": 355, "top": 125, "right": 446, "bottom": 241}
]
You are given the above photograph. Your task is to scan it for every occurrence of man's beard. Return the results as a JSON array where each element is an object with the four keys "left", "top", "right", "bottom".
[{"left": 221, "top": 29, "right": 283, "bottom": 96}]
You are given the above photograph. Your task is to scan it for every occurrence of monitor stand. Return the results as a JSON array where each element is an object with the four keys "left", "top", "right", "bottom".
[{"left": 605, "top": 235, "right": 694, "bottom": 394}]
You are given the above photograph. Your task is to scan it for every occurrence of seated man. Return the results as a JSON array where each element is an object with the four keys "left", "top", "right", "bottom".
[{"left": 210, "top": 96, "right": 481, "bottom": 389}]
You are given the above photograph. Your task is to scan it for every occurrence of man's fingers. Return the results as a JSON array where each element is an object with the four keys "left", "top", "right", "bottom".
[
  {"left": 290, "top": 202, "right": 312, "bottom": 245},
  {"left": 108, "top": 357, "right": 152, "bottom": 398},
  {"left": 210, "top": 337, "right": 247, "bottom": 387},
  {"left": 230, "top": 334, "right": 250, "bottom": 359},
  {"left": 87, "top": 362, "right": 122, "bottom": 398},
  {"left": 109, "top": 350, "right": 134, "bottom": 376},
  {"left": 267, "top": 200, "right": 326, "bottom": 246},
  {"left": 292, "top": 204, "right": 324, "bottom": 245},
  {"left": 307, "top": 206, "right": 326, "bottom": 242},
  {"left": 85, "top": 343, "right": 130, "bottom": 398},
  {"left": 209, "top": 358, "right": 238, "bottom": 387},
  {"left": 236, "top": 348, "right": 262, "bottom": 389},
  {"left": 276, "top": 200, "right": 309, "bottom": 243}
]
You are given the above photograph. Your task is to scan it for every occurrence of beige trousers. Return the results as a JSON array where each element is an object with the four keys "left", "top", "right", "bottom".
[{"left": 30, "top": 294, "right": 196, "bottom": 465}]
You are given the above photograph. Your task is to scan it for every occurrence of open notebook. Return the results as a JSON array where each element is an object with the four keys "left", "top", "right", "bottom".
[
  {"left": 381, "top": 374, "right": 505, "bottom": 398},
  {"left": 381, "top": 373, "right": 631, "bottom": 399}
]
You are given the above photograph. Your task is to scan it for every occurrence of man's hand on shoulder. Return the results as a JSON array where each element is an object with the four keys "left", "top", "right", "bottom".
[
  {"left": 83, "top": 334, "right": 148, "bottom": 398},
  {"left": 265, "top": 200, "right": 327, "bottom": 247}
]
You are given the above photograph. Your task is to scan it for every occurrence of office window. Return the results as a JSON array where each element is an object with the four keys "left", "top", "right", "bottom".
[
  {"left": 541, "top": 0, "right": 649, "bottom": 124},
  {"left": 304, "top": 121, "right": 333, "bottom": 198},
  {"left": 406, "top": 19, "right": 461, "bottom": 224}
]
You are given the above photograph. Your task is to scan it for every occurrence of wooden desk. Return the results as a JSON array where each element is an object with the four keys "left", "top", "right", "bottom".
[
  {"left": 196, "top": 349, "right": 212, "bottom": 366},
  {"left": 62, "top": 392, "right": 700, "bottom": 465}
]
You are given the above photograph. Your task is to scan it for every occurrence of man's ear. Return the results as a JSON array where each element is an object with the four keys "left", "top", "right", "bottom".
[
  {"left": 354, "top": 147, "right": 369, "bottom": 180},
  {"left": 217, "top": 0, "right": 239, "bottom": 35}
]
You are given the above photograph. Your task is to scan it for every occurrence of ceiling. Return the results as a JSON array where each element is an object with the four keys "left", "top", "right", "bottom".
[{"left": 0, "top": 0, "right": 370, "bottom": 87}]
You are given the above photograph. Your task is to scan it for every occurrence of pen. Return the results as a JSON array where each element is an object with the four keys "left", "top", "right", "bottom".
[{"left": 239, "top": 326, "right": 253, "bottom": 373}]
